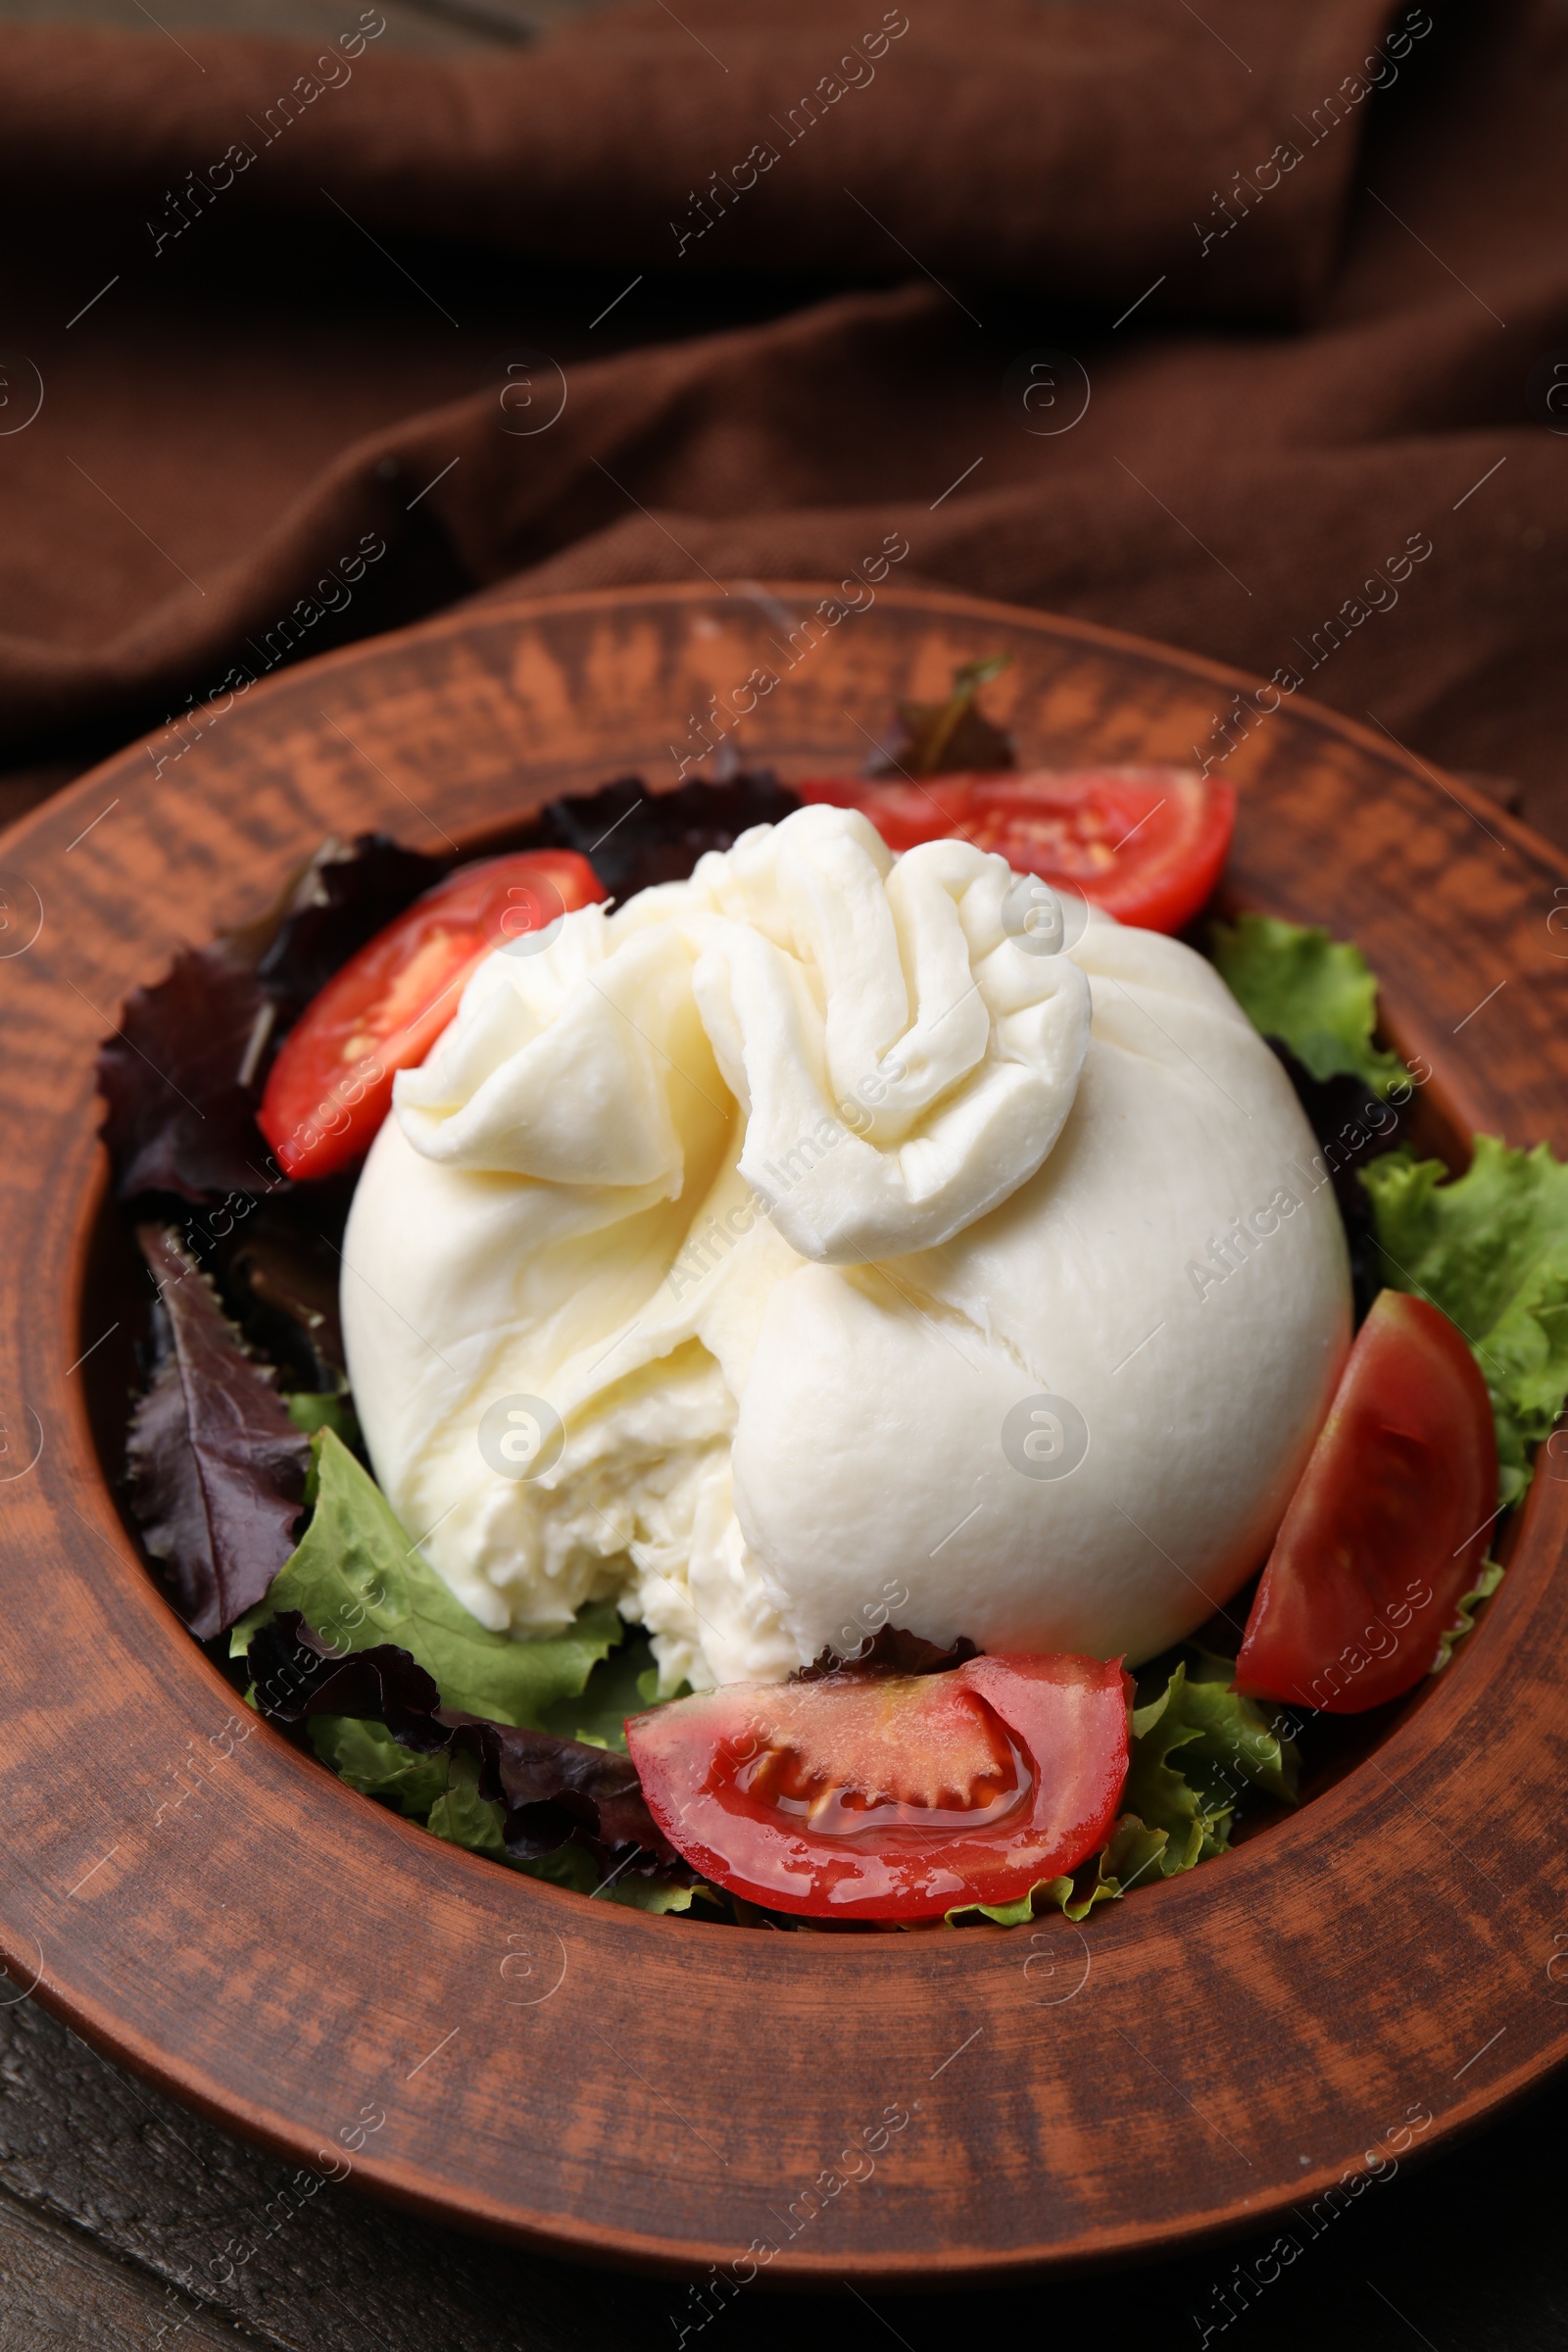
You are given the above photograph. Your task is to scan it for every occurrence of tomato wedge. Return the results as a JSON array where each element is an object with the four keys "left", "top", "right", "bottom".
[
  {"left": 259, "top": 850, "right": 604, "bottom": 1181},
  {"left": 1235, "top": 1291, "right": 1497, "bottom": 1714},
  {"left": 626, "top": 1652, "right": 1131, "bottom": 1922},
  {"left": 796, "top": 765, "right": 1235, "bottom": 934}
]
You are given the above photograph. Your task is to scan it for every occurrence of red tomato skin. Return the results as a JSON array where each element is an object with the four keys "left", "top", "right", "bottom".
[
  {"left": 258, "top": 851, "right": 603, "bottom": 1181},
  {"left": 1235, "top": 1291, "right": 1497, "bottom": 1715},
  {"left": 796, "top": 766, "right": 1236, "bottom": 935},
  {"left": 626, "top": 1652, "right": 1131, "bottom": 1923}
]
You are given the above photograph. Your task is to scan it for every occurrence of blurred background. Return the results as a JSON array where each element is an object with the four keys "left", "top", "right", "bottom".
[
  {"left": 0, "top": 0, "right": 594, "bottom": 48},
  {"left": 0, "top": 0, "right": 584, "bottom": 43}
]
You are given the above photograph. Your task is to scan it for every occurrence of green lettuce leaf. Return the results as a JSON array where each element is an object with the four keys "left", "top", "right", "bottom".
[
  {"left": 519, "top": 1840, "right": 698, "bottom": 1912},
  {"left": 1210, "top": 913, "right": 1407, "bottom": 1097},
  {"left": 309, "top": 1714, "right": 452, "bottom": 1817},
  {"left": 283, "top": 1391, "right": 359, "bottom": 1443},
  {"left": 234, "top": 1435, "right": 695, "bottom": 1903},
  {"left": 947, "top": 1816, "right": 1171, "bottom": 1928},
  {"left": 592, "top": 1859, "right": 699, "bottom": 1914},
  {"left": 425, "top": 1747, "right": 510, "bottom": 1859},
  {"left": 538, "top": 1629, "right": 660, "bottom": 1750},
  {"left": 283, "top": 1393, "right": 361, "bottom": 1507},
  {"left": 231, "top": 1428, "right": 619, "bottom": 1727},
  {"left": 1125, "top": 1647, "right": 1298, "bottom": 1871},
  {"left": 1432, "top": 1557, "right": 1505, "bottom": 1673},
  {"left": 1361, "top": 1137, "right": 1568, "bottom": 1505}
]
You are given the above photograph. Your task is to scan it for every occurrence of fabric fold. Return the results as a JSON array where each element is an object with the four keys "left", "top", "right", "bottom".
[{"left": 3, "top": 1, "right": 1566, "bottom": 841}]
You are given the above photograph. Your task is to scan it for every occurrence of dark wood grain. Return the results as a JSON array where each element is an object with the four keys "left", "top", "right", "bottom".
[
  {"left": 0, "top": 583, "right": 1565, "bottom": 2284},
  {"left": 0, "top": 2179, "right": 260, "bottom": 2352}
]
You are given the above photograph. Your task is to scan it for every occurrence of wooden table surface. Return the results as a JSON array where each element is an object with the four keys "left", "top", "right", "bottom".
[{"left": 2, "top": 2, "right": 1566, "bottom": 2343}]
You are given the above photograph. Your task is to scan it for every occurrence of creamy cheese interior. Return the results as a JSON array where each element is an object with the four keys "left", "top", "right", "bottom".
[{"left": 341, "top": 805, "right": 1349, "bottom": 1690}]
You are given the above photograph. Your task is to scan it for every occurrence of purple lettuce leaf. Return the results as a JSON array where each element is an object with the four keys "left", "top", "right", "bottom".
[{"left": 124, "top": 1225, "right": 310, "bottom": 1637}]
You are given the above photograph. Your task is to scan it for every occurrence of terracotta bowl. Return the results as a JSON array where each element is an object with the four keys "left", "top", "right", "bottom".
[{"left": 1, "top": 582, "right": 1564, "bottom": 2283}]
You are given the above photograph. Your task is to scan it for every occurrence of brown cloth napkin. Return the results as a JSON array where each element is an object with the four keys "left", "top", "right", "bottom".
[{"left": 0, "top": 0, "right": 1564, "bottom": 838}]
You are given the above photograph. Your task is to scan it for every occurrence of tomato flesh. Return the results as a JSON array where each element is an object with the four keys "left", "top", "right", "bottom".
[
  {"left": 259, "top": 850, "right": 604, "bottom": 1181},
  {"left": 626, "top": 1652, "right": 1131, "bottom": 1922},
  {"left": 796, "top": 765, "right": 1235, "bottom": 934},
  {"left": 1235, "top": 1291, "right": 1497, "bottom": 1714}
]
